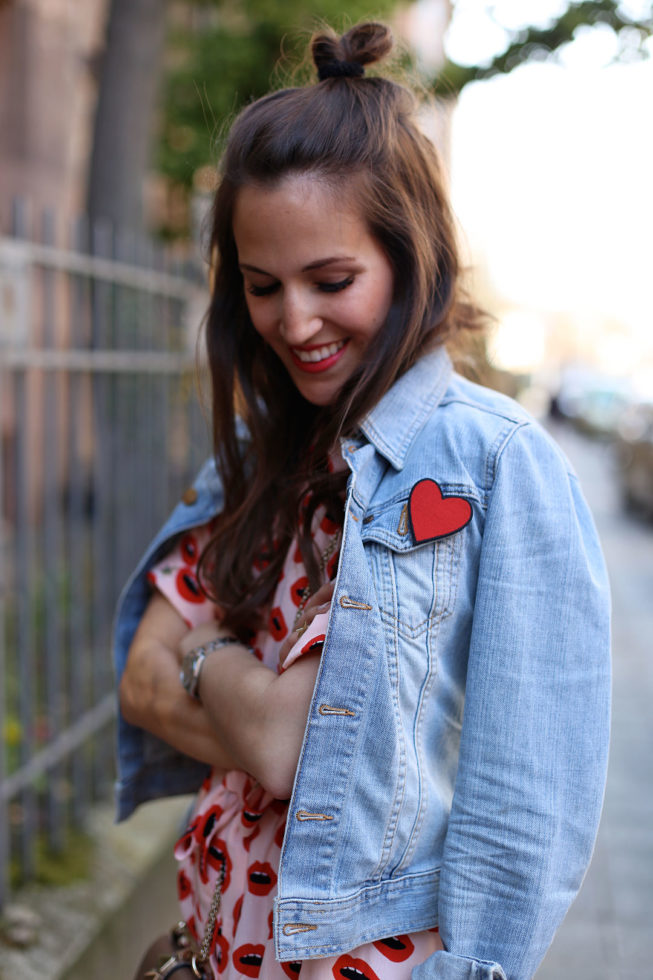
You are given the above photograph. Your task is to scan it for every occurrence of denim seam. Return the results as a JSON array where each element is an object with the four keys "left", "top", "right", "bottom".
[
  {"left": 277, "top": 866, "right": 441, "bottom": 910},
  {"left": 484, "top": 419, "right": 528, "bottom": 492},
  {"left": 276, "top": 874, "right": 441, "bottom": 954},
  {"left": 371, "top": 545, "right": 406, "bottom": 880},
  {"left": 396, "top": 542, "right": 441, "bottom": 872}
]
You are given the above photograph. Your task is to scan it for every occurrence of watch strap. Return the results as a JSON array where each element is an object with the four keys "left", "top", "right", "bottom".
[{"left": 180, "top": 636, "right": 239, "bottom": 701}]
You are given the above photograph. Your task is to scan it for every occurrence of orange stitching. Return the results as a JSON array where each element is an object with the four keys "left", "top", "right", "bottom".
[
  {"left": 282, "top": 923, "right": 318, "bottom": 936},
  {"left": 397, "top": 503, "right": 409, "bottom": 536},
  {"left": 339, "top": 595, "right": 372, "bottom": 610},
  {"left": 296, "top": 810, "right": 333, "bottom": 821},
  {"left": 318, "top": 704, "right": 355, "bottom": 717}
]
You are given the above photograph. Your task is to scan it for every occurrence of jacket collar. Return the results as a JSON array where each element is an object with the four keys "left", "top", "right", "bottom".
[{"left": 358, "top": 346, "right": 452, "bottom": 471}]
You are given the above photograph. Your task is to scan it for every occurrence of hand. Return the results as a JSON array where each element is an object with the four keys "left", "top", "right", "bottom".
[
  {"left": 278, "top": 581, "right": 334, "bottom": 668},
  {"left": 119, "top": 594, "right": 232, "bottom": 770}
]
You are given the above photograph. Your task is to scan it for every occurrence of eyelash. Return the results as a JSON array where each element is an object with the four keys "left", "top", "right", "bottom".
[{"left": 247, "top": 276, "right": 354, "bottom": 297}]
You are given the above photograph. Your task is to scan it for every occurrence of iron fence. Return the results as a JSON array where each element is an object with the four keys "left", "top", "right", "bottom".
[{"left": 0, "top": 201, "right": 211, "bottom": 906}]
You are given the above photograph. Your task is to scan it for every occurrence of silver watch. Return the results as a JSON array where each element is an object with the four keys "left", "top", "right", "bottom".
[{"left": 180, "top": 636, "right": 239, "bottom": 701}]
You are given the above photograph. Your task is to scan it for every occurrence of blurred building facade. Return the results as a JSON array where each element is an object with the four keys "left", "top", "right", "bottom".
[{"left": 0, "top": 0, "right": 107, "bottom": 229}]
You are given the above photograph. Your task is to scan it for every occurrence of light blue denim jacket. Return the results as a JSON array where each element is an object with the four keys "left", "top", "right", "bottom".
[{"left": 113, "top": 347, "right": 611, "bottom": 980}]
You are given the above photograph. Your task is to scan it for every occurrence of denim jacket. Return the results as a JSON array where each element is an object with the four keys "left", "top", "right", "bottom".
[{"left": 113, "top": 347, "right": 611, "bottom": 980}]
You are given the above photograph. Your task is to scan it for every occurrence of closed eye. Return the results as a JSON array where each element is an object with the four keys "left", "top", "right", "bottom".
[
  {"left": 247, "top": 282, "right": 279, "bottom": 297},
  {"left": 247, "top": 276, "right": 354, "bottom": 297},
  {"left": 319, "top": 277, "right": 354, "bottom": 293}
]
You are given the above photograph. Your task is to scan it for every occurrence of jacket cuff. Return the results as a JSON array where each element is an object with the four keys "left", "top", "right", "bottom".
[{"left": 412, "top": 950, "right": 507, "bottom": 980}]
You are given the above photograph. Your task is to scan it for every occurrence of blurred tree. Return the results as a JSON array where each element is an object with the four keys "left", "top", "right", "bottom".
[
  {"left": 156, "top": 0, "right": 652, "bottom": 236},
  {"left": 87, "top": 0, "right": 652, "bottom": 236},
  {"left": 155, "top": 0, "right": 396, "bottom": 236},
  {"left": 434, "top": 0, "right": 653, "bottom": 96}
]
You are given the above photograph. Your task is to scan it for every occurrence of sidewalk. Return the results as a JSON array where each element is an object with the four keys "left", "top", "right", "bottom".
[
  {"left": 535, "top": 426, "right": 653, "bottom": 980},
  {"left": 0, "top": 796, "right": 191, "bottom": 980}
]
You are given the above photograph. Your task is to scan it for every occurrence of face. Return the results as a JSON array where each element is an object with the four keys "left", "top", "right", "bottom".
[{"left": 232, "top": 175, "right": 394, "bottom": 406}]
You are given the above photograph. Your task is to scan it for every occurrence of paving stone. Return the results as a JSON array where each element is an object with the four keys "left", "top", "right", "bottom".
[{"left": 535, "top": 425, "right": 653, "bottom": 980}]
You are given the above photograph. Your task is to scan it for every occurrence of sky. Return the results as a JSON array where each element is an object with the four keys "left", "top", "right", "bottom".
[{"left": 410, "top": 0, "right": 653, "bottom": 386}]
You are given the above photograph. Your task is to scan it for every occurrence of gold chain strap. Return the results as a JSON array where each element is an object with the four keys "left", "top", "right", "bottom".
[
  {"left": 153, "top": 529, "right": 341, "bottom": 979},
  {"left": 195, "top": 861, "right": 226, "bottom": 969},
  {"left": 292, "top": 529, "right": 341, "bottom": 630},
  {"left": 191, "top": 539, "right": 342, "bottom": 972}
]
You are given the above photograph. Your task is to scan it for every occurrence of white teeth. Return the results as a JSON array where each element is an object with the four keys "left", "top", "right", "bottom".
[{"left": 293, "top": 340, "right": 345, "bottom": 363}]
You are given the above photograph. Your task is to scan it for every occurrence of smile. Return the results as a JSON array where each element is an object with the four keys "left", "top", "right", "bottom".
[{"left": 290, "top": 339, "right": 349, "bottom": 373}]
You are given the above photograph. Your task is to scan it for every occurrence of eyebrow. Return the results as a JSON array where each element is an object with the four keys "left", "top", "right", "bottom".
[{"left": 239, "top": 256, "right": 357, "bottom": 275}]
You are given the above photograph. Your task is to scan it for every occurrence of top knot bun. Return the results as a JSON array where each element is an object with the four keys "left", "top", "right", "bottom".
[{"left": 312, "top": 22, "right": 393, "bottom": 81}]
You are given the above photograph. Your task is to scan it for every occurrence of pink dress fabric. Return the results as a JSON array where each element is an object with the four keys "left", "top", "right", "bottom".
[{"left": 149, "top": 515, "right": 441, "bottom": 979}]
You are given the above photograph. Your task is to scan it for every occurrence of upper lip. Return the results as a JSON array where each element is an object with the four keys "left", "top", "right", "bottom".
[{"left": 290, "top": 339, "right": 344, "bottom": 352}]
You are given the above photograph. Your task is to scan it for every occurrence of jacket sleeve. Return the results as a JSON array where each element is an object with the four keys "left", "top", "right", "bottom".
[
  {"left": 113, "top": 457, "right": 223, "bottom": 821},
  {"left": 413, "top": 422, "right": 611, "bottom": 980}
]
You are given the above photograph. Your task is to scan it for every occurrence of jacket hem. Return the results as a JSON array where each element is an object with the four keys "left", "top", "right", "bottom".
[{"left": 274, "top": 868, "right": 440, "bottom": 960}]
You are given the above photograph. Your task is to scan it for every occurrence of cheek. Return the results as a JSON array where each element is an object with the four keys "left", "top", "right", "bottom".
[
  {"left": 246, "top": 301, "right": 275, "bottom": 343},
  {"left": 352, "top": 288, "right": 392, "bottom": 338}
]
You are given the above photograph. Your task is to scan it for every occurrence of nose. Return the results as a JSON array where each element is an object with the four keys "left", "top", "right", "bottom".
[{"left": 279, "top": 288, "right": 322, "bottom": 345}]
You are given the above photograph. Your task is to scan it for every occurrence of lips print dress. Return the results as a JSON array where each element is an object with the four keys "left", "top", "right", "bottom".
[{"left": 148, "top": 512, "right": 442, "bottom": 980}]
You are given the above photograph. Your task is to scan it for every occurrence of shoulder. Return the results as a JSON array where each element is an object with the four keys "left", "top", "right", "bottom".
[{"left": 407, "top": 373, "right": 576, "bottom": 499}]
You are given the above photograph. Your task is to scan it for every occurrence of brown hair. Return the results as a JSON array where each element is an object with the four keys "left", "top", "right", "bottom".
[{"left": 199, "top": 22, "right": 484, "bottom": 634}]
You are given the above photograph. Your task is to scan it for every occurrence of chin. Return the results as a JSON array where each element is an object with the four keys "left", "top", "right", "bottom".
[{"left": 297, "top": 386, "right": 339, "bottom": 408}]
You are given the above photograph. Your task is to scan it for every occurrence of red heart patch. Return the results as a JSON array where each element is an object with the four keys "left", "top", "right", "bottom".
[{"left": 408, "top": 479, "right": 472, "bottom": 542}]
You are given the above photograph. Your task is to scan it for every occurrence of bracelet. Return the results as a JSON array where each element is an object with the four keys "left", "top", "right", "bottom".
[{"left": 180, "top": 636, "right": 240, "bottom": 701}]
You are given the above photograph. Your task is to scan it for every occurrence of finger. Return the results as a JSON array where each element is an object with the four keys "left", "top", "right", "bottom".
[
  {"left": 303, "top": 581, "right": 334, "bottom": 613},
  {"left": 279, "top": 601, "right": 331, "bottom": 667},
  {"left": 293, "top": 600, "right": 331, "bottom": 636}
]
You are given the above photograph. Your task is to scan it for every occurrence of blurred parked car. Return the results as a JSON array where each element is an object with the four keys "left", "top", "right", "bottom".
[
  {"left": 614, "top": 403, "right": 653, "bottom": 516},
  {"left": 551, "top": 369, "right": 631, "bottom": 439}
]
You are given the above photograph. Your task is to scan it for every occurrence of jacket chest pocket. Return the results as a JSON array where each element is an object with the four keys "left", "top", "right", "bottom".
[{"left": 360, "top": 496, "right": 463, "bottom": 639}]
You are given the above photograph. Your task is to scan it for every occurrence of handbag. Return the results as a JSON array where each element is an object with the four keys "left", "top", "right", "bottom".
[{"left": 132, "top": 866, "right": 224, "bottom": 979}]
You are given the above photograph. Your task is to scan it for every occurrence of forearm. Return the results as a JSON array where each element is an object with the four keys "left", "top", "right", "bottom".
[
  {"left": 198, "top": 643, "right": 320, "bottom": 799},
  {"left": 121, "top": 593, "right": 319, "bottom": 796},
  {"left": 120, "top": 634, "right": 234, "bottom": 772}
]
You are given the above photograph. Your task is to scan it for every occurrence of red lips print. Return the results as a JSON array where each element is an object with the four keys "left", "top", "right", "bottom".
[
  {"left": 176, "top": 869, "right": 192, "bottom": 901},
  {"left": 320, "top": 513, "right": 340, "bottom": 535},
  {"left": 301, "top": 633, "right": 325, "bottom": 654},
  {"left": 291, "top": 576, "right": 309, "bottom": 607},
  {"left": 185, "top": 915, "right": 198, "bottom": 942},
  {"left": 200, "top": 835, "right": 232, "bottom": 891},
  {"left": 332, "top": 954, "right": 380, "bottom": 980},
  {"left": 180, "top": 532, "right": 199, "bottom": 565},
  {"left": 175, "top": 818, "right": 200, "bottom": 855},
  {"left": 282, "top": 960, "right": 302, "bottom": 978},
  {"left": 243, "top": 825, "right": 261, "bottom": 852},
  {"left": 233, "top": 894, "right": 244, "bottom": 933},
  {"left": 198, "top": 805, "right": 224, "bottom": 840},
  {"left": 212, "top": 927, "right": 230, "bottom": 975},
  {"left": 247, "top": 860, "right": 277, "bottom": 896},
  {"left": 241, "top": 807, "right": 264, "bottom": 829},
  {"left": 408, "top": 479, "right": 472, "bottom": 542},
  {"left": 269, "top": 606, "right": 288, "bottom": 641},
  {"left": 373, "top": 934, "right": 415, "bottom": 962},
  {"left": 233, "top": 943, "right": 265, "bottom": 977},
  {"left": 175, "top": 567, "right": 205, "bottom": 603}
]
